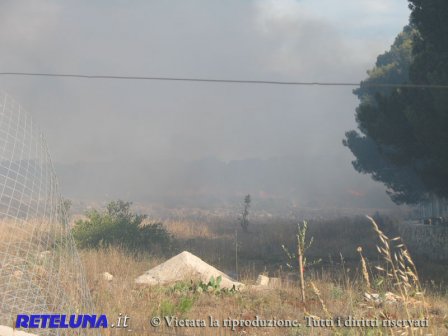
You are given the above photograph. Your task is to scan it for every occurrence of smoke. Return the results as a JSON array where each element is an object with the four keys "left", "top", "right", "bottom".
[{"left": 0, "top": 0, "right": 410, "bottom": 208}]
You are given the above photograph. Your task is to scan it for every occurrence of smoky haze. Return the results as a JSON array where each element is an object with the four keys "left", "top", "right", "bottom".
[{"left": 0, "top": 0, "right": 410, "bottom": 209}]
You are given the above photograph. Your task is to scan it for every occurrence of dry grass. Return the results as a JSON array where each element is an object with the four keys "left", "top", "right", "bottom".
[
  {"left": 0, "top": 218, "right": 92, "bottom": 324},
  {"left": 81, "top": 246, "right": 305, "bottom": 335},
  {"left": 73, "top": 215, "right": 448, "bottom": 336},
  {"left": 1, "top": 214, "right": 447, "bottom": 335},
  {"left": 163, "top": 219, "right": 221, "bottom": 240}
]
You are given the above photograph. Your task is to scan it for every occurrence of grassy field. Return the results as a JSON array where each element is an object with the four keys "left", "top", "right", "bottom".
[{"left": 79, "top": 214, "right": 448, "bottom": 335}]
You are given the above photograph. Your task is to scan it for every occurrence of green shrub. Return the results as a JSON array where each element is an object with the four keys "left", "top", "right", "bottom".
[
  {"left": 72, "top": 200, "right": 171, "bottom": 252},
  {"left": 159, "top": 300, "right": 176, "bottom": 316},
  {"left": 158, "top": 297, "right": 194, "bottom": 317}
]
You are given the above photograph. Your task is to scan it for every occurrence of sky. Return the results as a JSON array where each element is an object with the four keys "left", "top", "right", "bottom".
[{"left": 0, "top": 0, "right": 412, "bottom": 207}]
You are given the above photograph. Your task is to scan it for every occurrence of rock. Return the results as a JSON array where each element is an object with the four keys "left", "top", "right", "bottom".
[
  {"left": 256, "top": 275, "right": 270, "bottom": 286},
  {"left": 364, "top": 292, "right": 402, "bottom": 305},
  {"left": 102, "top": 272, "right": 114, "bottom": 281},
  {"left": 268, "top": 277, "right": 281, "bottom": 288},
  {"left": 364, "top": 292, "right": 381, "bottom": 304},
  {"left": 135, "top": 251, "right": 244, "bottom": 289},
  {"left": 384, "top": 292, "right": 401, "bottom": 303},
  {"left": 254, "top": 275, "right": 281, "bottom": 289}
]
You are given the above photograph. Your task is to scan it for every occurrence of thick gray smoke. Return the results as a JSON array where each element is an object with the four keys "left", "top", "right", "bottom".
[{"left": 0, "top": 0, "right": 410, "bottom": 209}]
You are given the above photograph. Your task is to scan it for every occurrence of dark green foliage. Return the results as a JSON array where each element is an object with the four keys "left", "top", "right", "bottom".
[
  {"left": 405, "top": 0, "right": 448, "bottom": 198},
  {"left": 344, "top": 1, "right": 448, "bottom": 203},
  {"left": 354, "top": 26, "right": 414, "bottom": 100},
  {"left": 343, "top": 26, "right": 425, "bottom": 204},
  {"left": 72, "top": 200, "right": 171, "bottom": 252},
  {"left": 343, "top": 130, "right": 427, "bottom": 204}
]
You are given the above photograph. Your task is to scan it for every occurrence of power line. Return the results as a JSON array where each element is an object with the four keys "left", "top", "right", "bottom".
[{"left": 1, "top": 71, "right": 448, "bottom": 89}]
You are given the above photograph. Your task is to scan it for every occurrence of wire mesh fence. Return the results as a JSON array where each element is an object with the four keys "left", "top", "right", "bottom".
[{"left": 0, "top": 92, "right": 94, "bottom": 335}]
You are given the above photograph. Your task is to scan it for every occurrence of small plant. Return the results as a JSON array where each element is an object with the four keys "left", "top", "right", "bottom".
[
  {"left": 368, "top": 215, "right": 423, "bottom": 297},
  {"left": 239, "top": 194, "right": 251, "bottom": 233},
  {"left": 159, "top": 297, "right": 194, "bottom": 316},
  {"left": 367, "top": 215, "right": 428, "bottom": 336},
  {"left": 167, "top": 277, "right": 236, "bottom": 298},
  {"left": 357, "top": 246, "right": 371, "bottom": 291},
  {"left": 196, "top": 276, "right": 236, "bottom": 295},
  {"left": 159, "top": 300, "right": 176, "bottom": 316},
  {"left": 159, "top": 285, "right": 196, "bottom": 317},
  {"left": 169, "top": 281, "right": 193, "bottom": 295},
  {"left": 329, "top": 284, "right": 344, "bottom": 300},
  {"left": 282, "top": 221, "right": 320, "bottom": 302},
  {"left": 177, "top": 296, "right": 194, "bottom": 315}
]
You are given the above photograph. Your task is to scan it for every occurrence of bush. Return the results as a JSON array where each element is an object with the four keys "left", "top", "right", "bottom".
[{"left": 72, "top": 200, "right": 171, "bottom": 253}]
